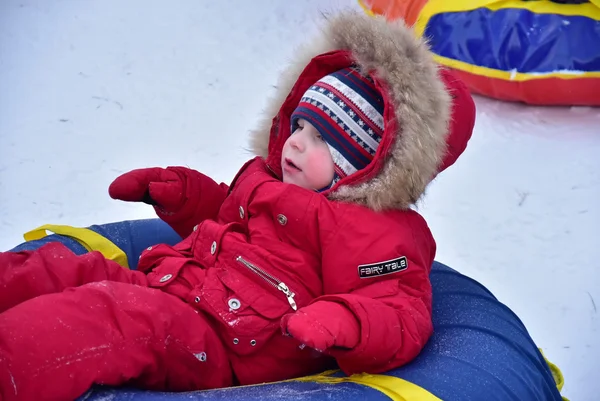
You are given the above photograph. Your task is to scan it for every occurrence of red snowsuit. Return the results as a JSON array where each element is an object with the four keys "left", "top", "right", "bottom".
[{"left": 0, "top": 12, "right": 475, "bottom": 401}]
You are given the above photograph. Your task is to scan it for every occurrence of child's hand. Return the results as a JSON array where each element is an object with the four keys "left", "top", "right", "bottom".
[
  {"left": 280, "top": 301, "right": 360, "bottom": 353},
  {"left": 110, "top": 166, "right": 228, "bottom": 238},
  {"left": 281, "top": 309, "right": 336, "bottom": 352},
  {"left": 109, "top": 167, "right": 192, "bottom": 213}
]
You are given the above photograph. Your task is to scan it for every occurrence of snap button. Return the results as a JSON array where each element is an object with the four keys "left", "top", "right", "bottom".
[
  {"left": 210, "top": 241, "right": 217, "bottom": 255},
  {"left": 146, "top": 246, "right": 153, "bottom": 251},
  {"left": 239, "top": 206, "right": 245, "bottom": 219},
  {"left": 233, "top": 338, "right": 239, "bottom": 345},
  {"left": 194, "top": 296, "right": 201, "bottom": 303},
  {"left": 277, "top": 214, "right": 287, "bottom": 225},
  {"left": 250, "top": 340, "right": 257, "bottom": 346},
  {"left": 195, "top": 352, "right": 207, "bottom": 362},
  {"left": 228, "top": 298, "right": 241, "bottom": 310},
  {"left": 193, "top": 225, "right": 198, "bottom": 232},
  {"left": 159, "top": 274, "right": 172, "bottom": 283}
]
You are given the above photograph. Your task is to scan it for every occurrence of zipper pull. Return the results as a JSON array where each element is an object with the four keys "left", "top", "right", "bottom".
[{"left": 277, "top": 282, "right": 297, "bottom": 311}]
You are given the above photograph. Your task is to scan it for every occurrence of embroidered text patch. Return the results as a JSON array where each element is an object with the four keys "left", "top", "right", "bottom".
[{"left": 358, "top": 256, "right": 408, "bottom": 279}]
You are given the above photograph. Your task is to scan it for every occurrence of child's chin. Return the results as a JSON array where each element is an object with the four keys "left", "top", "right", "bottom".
[{"left": 283, "top": 176, "right": 306, "bottom": 189}]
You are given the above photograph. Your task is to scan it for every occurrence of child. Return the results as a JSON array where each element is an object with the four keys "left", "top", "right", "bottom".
[{"left": 0, "top": 11, "right": 475, "bottom": 401}]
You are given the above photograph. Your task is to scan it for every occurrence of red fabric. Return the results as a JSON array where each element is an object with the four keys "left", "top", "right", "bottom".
[
  {"left": 0, "top": 50, "right": 457, "bottom": 399},
  {"left": 0, "top": 244, "right": 232, "bottom": 401},
  {"left": 0, "top": 158, "right": 435, "bottom": 399},
  {"left": 135, "top": 157, "right": 435, "bottom": 379},
  {"left": 109, "top": 167, "right": 229, "bottom": 238},
  {"left": 436, "top": 68, "right": 477, "bottom": 174},
  {"left": 281, "top": 301, "right": 361, "bottom": 352},
  {"left": 453, "top": 68, "right": 600, "bottom": 106}
]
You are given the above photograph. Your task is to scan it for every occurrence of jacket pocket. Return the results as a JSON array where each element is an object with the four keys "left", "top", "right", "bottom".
[
  {"left": 218, "top": 267, "right": 292, "bottom": 319},
  {"left": 146, "top": 256, "right": 205, "bottom": 301},
  {"left": 200, "top": 267, "right": 291, "bottom": 355}
]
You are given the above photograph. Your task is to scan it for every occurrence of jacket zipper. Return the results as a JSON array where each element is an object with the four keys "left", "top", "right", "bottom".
[{"left": 236, "top": 256, "right": 297, "bottom": 311}]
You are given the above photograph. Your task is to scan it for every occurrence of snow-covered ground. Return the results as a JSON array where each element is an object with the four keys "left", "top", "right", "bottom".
[{"left": 1, "top": 1, "right": 598, "bottom": 399}]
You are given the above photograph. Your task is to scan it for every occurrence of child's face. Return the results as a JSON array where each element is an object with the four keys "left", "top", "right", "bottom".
[{"left": 281, "top": 119, "right": 334, "bottom": 190}]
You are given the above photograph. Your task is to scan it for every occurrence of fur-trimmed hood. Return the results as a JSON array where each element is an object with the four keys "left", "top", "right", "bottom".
[{"left": 249, "top": 12, "right": 475, "bottom": 211}]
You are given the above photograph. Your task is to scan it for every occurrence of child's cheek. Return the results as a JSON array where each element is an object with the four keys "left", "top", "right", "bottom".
[{"left": 308, "top": 153, "right": 328, "bottom": 173}]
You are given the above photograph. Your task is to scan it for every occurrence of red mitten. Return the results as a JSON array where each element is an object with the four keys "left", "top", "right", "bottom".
[
  {"left": 280, "top": 301, "right": 360, "bottom": 353},
  {"left": 109, "top": 167, "right": 187, "bottom": 211},
  {"left": 109, "top": 167, "right": 228, "bottom": 238}
]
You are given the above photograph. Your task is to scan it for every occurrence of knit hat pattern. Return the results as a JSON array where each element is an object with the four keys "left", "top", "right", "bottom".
[{"left": 291, "top": 67, "right": 385, "bottom": 188}]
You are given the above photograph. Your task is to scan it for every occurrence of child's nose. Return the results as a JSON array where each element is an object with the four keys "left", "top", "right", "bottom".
[{"left": 290, "top": 135, "right": 305, "bottom": 152}]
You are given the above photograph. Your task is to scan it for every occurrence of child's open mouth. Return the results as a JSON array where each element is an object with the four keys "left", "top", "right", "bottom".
[{"left": 285, "top": 158, "right": 302, "bottom": 172}]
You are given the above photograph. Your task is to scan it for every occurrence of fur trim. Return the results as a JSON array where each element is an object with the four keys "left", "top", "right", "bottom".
[
  {"left": 248, "top": 31, "right": 334, "bottom": 159},
  {"left": 249, "top": 12, "right": 452, "bottom": 210}
]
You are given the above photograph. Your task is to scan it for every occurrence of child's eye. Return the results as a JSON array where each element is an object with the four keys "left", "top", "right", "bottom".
[
  {"left": 316, "top": 133, "right": 325, "bottom": 142},
  {"left": 291, "top": 121, "right": 303, "bottom": 133}
]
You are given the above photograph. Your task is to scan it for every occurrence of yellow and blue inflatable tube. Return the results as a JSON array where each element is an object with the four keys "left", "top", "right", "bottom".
[
  {"left": 11, "top": 219, "right": 566, "bottom": 400},
  {"left": 359, "top": 0, "right": 600, "bottom": 106}
]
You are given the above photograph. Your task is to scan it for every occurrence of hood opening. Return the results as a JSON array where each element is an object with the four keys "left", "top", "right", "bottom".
[
  {"left": 264, "top": 50, "right": 399, "bottom": 196},
  {"left": 249, "top": 12, "right": 471, "bottom": 211}
]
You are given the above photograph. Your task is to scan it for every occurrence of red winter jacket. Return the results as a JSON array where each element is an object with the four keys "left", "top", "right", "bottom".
[
  {"left": 137, "top": 13, "right": 475, "bottom": 385},
  {"left": 137, "top": 157, "right": 434, "bottom": 384}
]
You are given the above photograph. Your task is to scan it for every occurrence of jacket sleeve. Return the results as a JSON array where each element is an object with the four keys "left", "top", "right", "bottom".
[
  {"left": 314, "top": 210, "right": 435, "bottom": 375},
  {"left": 154, "top": 168, "right": 229, "bottom": 239}
]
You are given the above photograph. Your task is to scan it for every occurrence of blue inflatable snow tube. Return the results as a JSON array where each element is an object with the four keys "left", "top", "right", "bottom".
[{"left": 10, "top": 219, "right": 564, "bottom": 401}]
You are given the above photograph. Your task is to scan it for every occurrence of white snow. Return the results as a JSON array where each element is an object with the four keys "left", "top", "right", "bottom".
[{"left": 1, "top": 1, "right": 598, "bottom": 400}]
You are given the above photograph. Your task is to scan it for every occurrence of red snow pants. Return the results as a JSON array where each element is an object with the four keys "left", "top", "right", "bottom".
[{"left": 0, "top": 243, "right": 233, "bottom": 401}]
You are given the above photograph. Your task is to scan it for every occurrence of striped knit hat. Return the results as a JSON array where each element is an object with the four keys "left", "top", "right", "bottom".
[{"left": 290, "top": 67, "right": 385, "bottom": 189}]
